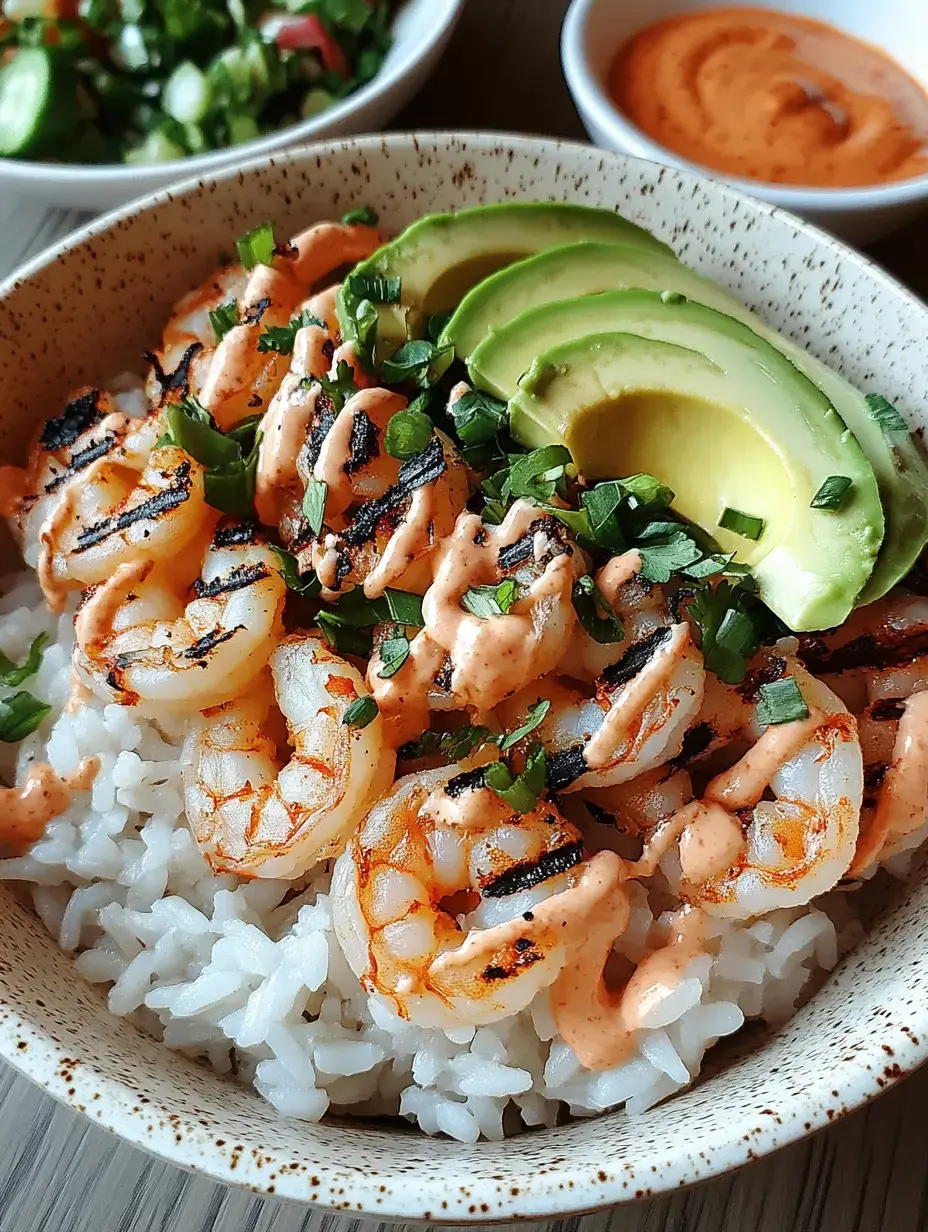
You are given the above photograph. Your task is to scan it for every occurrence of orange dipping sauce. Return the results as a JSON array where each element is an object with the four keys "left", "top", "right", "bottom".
[{"left": 609, "top": 8, "right": 928, "bottom": 188}]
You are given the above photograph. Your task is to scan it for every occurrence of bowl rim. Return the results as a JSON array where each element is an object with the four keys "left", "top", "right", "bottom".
[
  {"left": 2, "top": 130, "right": 928, "bottom": 1219},
  {"left": 0, "top": 0, "right": 464, "bottom": 187},
  {"left": 561, "top": 0, "right": 928, "bottom": 210}
]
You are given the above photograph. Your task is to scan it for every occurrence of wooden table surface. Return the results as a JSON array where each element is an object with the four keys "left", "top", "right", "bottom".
[{"left": 2, "top": 2, "right": 928, "bottom": 1229}]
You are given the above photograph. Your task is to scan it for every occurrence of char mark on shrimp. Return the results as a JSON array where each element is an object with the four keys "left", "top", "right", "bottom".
[
  {"left": 74, "top": 461, "right": 194, "bottom": 552},
  {"left": 183, "top": 625, "right": 244, "bottom": 661},
  {"left": 242, "top": 296, "right": 271, "bottom": 325},
  {"left": 444, "top": 766, "right": 489, "bottom": 798},
  {"left": 870, "top": 699, "right": 906, "bottom": 721},
  {"left": 479, "top": 840, "right": 585, "bottom": 898},
  {"left": 44, "top": 433, "right": 120, "bottom": 494},
  {"left": 301, "top": 404, "right": 338, "bottom": 471},
  {"left": 497, "top": 533, "right": 535, "bottom": 572},
  {"left": 547, "top": 744, "right": 587, "bottom": 791},
  {"left": 40, "top": 389, "right": 105, "bottom": 451},
  {"left": 670, "top": 720, "right": 714, "bottom": 768},
  {"left": 213, "top": 521, "right": 258, "bottom": 548},
  {"left": 194, "top": 562, "right": 271, "bottom": 600},
  {"left": 342, "top": 436, "right": 446, "bottom": 548},
  {"left": 602, "top": 626, "right": 673, "bottom": 691},
  {"left": 144, "top": 342, "right": 203, "bottom": 400},
  {"left": 799, "top": 628, "right": 928, "bottom": 675},
  {"left": 738, "top": 656, "right": 787, "bottom": 701},
  {"left": 344, "top": 410, "right": 380, "bottom": 476}
]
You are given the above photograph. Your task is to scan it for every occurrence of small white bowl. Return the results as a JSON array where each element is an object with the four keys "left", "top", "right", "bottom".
[
  {"left": 562, "top": 0, "right": 928, "bottom": 244},
  {"left": 0, "top": 0, "right": 463, "bottom": 213}
]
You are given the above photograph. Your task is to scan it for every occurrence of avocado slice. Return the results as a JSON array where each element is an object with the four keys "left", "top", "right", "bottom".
[
  {"left": 451, "top": 240, "right": 928, "bottom": 604},
  {"left": 336, "top": 204, "right": 671, "bottom": 358},
  {"left": 509, "top": 318, "right": 884, "bottom": 632}
]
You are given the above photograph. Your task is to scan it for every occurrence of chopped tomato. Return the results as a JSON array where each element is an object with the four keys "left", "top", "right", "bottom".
[{"left": 270, "top": 14, "right": 348, "bottom": 78}]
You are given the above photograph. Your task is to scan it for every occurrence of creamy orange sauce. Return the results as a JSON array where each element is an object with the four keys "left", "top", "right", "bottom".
[
  {"left": 314, "top": 388, "right": 404, "bottom": 522},
  {"left": 75, "top": 559, "right": 151, "bottom": 652},
  {"left": 422, "top": 501, "right": 576, "bottom": 713},
  {"left": 852, "top": 690, "right": 928, "bottom": 874},
  {"left": 584, "top": 622, "right": 691, "bottom": 770},
  {"left": 611, "top": 8, "right": 928, "bottom": 188},
  {"left": 368, "top": 630, "right": 447, "bottom": 748},
  {"left": 36, "top": 483, "right": 79, "bottom": 612},
  {"left": 596, "top": 548, "right": 642, "bottom": 600},
  {"left": 704, "top": 707, "right": 827, "bottom": 810},
  {"left": 0, "top": 466, "right": 28, "bottom": 520},
  {"left": 0, "top": 759, "right": 98, "bottom": 851},
  {"left": 255, "top": 373, "right": 324, "bottom": 527},
  {"left": 676, "top": 799, "right": 747, "bottom": 884}
]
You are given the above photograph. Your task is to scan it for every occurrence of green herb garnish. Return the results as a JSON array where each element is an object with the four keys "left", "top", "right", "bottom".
[
  {"left": 271, "top": 549, "right": 321, "bottom": 598},
  {"left": 499, "top": 699, "right": 551, "bottom": 752},
  {"left": 380, "top": 340, "right": 452, "bottom": 389},
  {"left": 164, "top": 398, "right": 260, "bottom": 519},
  {"left": 317, "top": 360, "right": 359, "bottom": 412},
  {"left": 342, "top": 206, "right": 379, "bottom": 226},
  {"left": 236, "top": 222, "right": 275, "bottom": 271},
  {"left": 0, "top": 691, "right": 51, "bottom": 743},
  {"left": 376, "top": 634, "right": 410, "bottom": 679},
  {"left": 718, "top": 506, "right": 765, "bottom": 542},
  {"left": 0, "top": 634, "right": 48, "bottom": 688},
  {"left": 484, "top": 743, "right": 547, "bottom": 814},
  {"left": 461, "top": 580, "right": 518, "bottom": 619},
  {"left": 209, "top": 300, "right": 240, "bottom": 343},
  {"left": 342, "top": 696, "right": 379, "bottom": 728},
  {"left": 507, "top": 445, "right": 573, "bottom": 502},
  {"left": 384, "top": 410, "right": 434, "bottom": 460},
  {"left": 346, "top": 272, "right": 401, "bottom": 305},
  {"left": 257, "top": 308, "right": 324, "bottom": 355},
  {"left": 571, "top": 576, "right": 625, "bottom": 644},
  {"left": 449, "top": 390, "right": 508, "bottom": 448},
  {"left": 756, "top": 676, "right": 809, "bottom": 726},
  {"left": 811, "top": 476, "right": 853, "bottom": 511},
  {"left": 302, "top": 478, "right": 328, "bottom": 537},
  {"left": 866, "top": 393, "right": 910, "bottom": 436}
]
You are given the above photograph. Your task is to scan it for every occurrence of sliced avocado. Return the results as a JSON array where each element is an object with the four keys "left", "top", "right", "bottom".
[
  {"left": 450, "top": 240, "right": 928, "bottom": 603},
  {"left": 336, "top": 204, "right": 671, "bottom": 357},
  {"left": 509, "top": 320, "right": 884, "bottom": 632}
]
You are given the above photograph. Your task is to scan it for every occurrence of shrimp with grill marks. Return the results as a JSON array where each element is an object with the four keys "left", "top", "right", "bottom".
[
  {"left": 332, "top": 764, "right": 609, "bottom": 1030},
  {"left": 73, "top": 522, "right": 286, "bottom": 713},
  {"left": 37, "top": 445, "right": 213, "bottom": 612},
  {"left": 182, "top": 633, "right": 394, "bottom": 879},
  {"left": 198, "top": 223, "right": 384, "bottom": 429}
]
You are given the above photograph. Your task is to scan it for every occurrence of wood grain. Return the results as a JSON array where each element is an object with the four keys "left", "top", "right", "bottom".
[{"left": 2, "top": 1, "right": 928, "bottom": 1228}]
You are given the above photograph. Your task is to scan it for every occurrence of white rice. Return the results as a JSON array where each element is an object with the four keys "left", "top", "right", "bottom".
[{"left": 0, "top": 583, "right": 870, "bottom": 1141}]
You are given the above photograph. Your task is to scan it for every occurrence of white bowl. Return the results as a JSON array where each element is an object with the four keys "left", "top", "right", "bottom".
[
  {"left": 562, "top": 0, "right": 928, "bottom": 244},
  {"left": 0, "top": 0, "right": 463, "bottom": 213},
  {"left": 2, "top": 132, "right": 928, "bottom": 1219}
]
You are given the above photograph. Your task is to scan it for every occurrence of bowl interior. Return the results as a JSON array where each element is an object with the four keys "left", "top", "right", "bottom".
[{"left": 1, "top": 134, "right": 927, "bottom": 1219}]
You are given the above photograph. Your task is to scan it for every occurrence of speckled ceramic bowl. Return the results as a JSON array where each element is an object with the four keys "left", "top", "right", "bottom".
[{"left": 0, "top": 133, "right": 926, "bottom": 1220}]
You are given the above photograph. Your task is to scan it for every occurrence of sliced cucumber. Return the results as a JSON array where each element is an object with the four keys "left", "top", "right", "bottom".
[{"left": 0, "top": 48, "right": 55, "bottom": 157}]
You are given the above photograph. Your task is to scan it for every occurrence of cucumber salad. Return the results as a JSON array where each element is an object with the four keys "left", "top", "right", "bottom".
[{"left": 0, "top": 0, "right": 396, "bottom": 163}]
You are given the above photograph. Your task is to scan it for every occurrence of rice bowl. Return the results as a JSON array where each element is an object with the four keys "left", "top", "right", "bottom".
[{"left": 0, "top": 134, "right": 927, "bottom": 1217}]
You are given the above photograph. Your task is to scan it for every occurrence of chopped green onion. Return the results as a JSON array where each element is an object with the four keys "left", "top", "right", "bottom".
[
  {"left": 342, "top": 206, "right": 379, "bottom": 226},
  {"left": 302, "top": 88, "right": 335, "bottom": 118},
  {"left": 384, "top": 410, "right": 433, "bottom": 460},
  {"left": 272, "top": 548, "right": 321, "bottom": 598},
  {"left": 461, "top": 580, "right": 518, "bottom": 619},
  {"left": 346, "top": 272, "right": 400, "bottom": 304},
  {"left": 484, "top": 744, "right": 547, "bottom": 814},
  {"left": 209, "top": 301, "right": 240, "bottom": 343},
  {"left": 811, "top": 476, "right": 853, "bottom": 511},
  {"left": 756, "top": 676, "right": 809, "bottom": 726},
  {"left": 0, "top": 691, "right": 51, "bottom": 743},
  {"left": 499, "top": 699, "right": 550, "bottom": 752},
  {"left": 162, "top": 61, "right": 211, "bottom": 125},
  {"left": 0, "top": 634, "right": 48, "bottom": 688},
  {"left": 571, "top": 576, "right": 625, "bottom": 644},
  {"left": 376, "top": 635, "right": 410, "bottom": 679},
  {"left": 236, "top": 222, "right": 275, "bottom": 272},
  {"left": 718, "top": 506, "right": 765, "bottom": 542},
  {"left": 342, "top": 696, "right": 378, "bottom": 728},
  {"left": 303, "top": 479, "right": 328, "bottom": 537},
  {"left": 865, "top": 393, "right": 910, "bottom": 436}
]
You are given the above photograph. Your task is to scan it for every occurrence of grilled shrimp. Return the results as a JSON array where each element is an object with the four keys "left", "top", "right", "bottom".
[
  {"left": 254, "top": 313, "right": 335, "bottom": 527},
  {"left": 662, "top": 655, "right": 862, "bottom": 918},
  {"left": 73, "top": 523, "right": 286, "bottom": 713},
  {"left": 38, "top": 445, "right": 213, "bottom": 611},
  {"left": 311, "top": 428, "right": 471, "bottom": 601},
  {"left": 198, "top": 222, "right": 384, "bottom": 428},
  {"left": 800, "top": 591, "right": 928, "bottom": 876},
  {"left": 145, "top": 264, "right": 249, "bottom": 408},
  {"left": 497, "top": 550, "right": 705, "bottom": 791},
  {"left": 182, "top": 634, "right": 394, "bottom": 879},
  {"left": 5, "top": 387, "right": 162, "bottom": 590},
  {"left": 332, "top": 764, "right": 617, "bottom": 1030}
]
